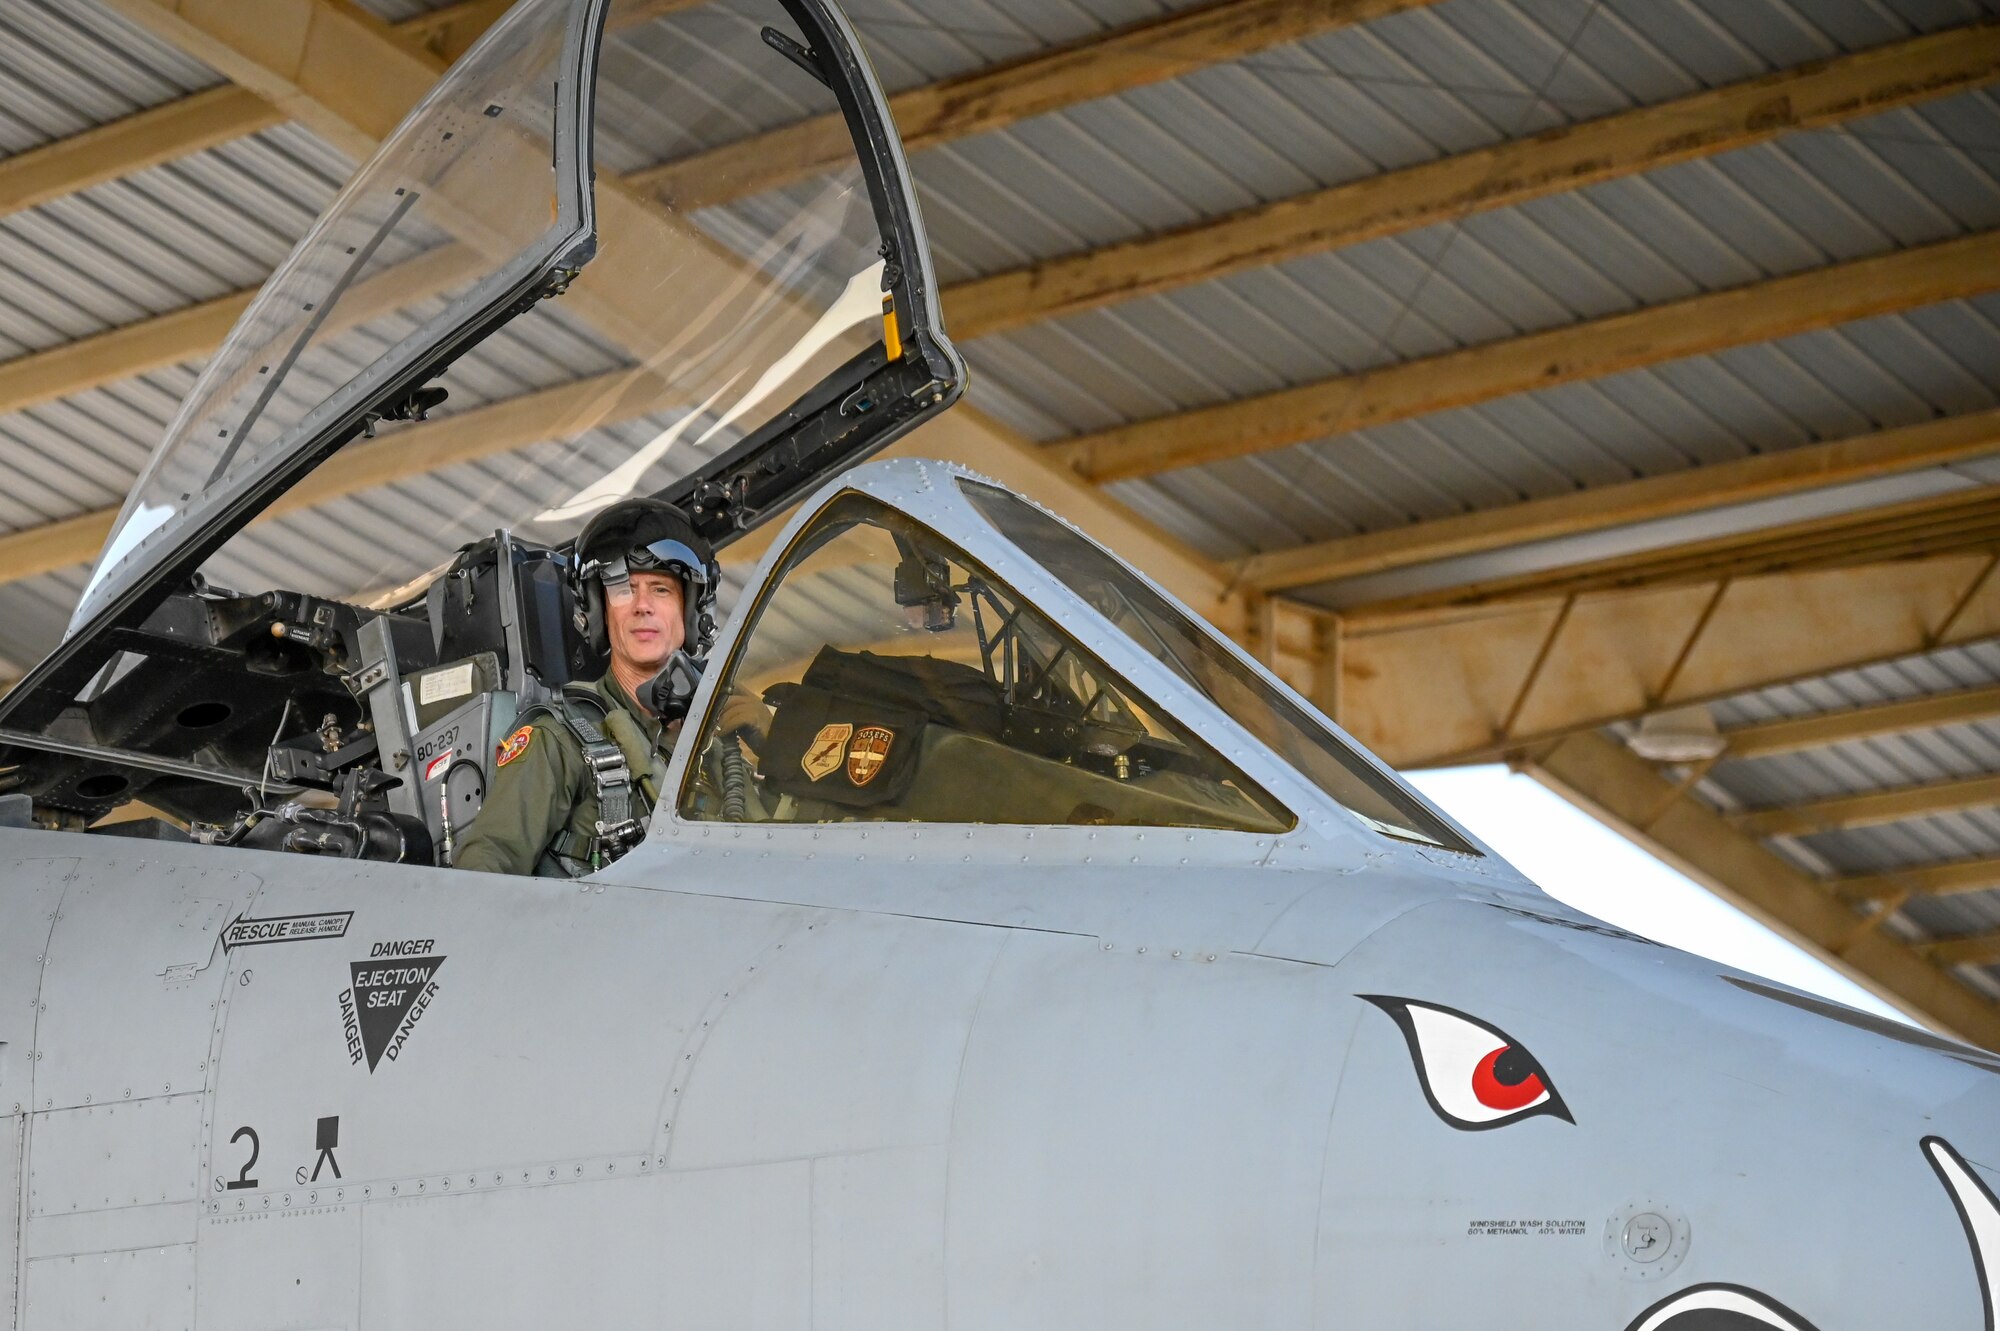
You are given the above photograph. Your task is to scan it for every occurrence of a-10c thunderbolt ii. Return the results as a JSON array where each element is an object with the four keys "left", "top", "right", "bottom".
[{"left": 0, "top": 1, "right": 1995, "bottom": 1328}]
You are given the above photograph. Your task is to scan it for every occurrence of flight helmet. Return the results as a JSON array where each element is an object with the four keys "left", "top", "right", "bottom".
[{"left": 570, "top": 497, "right": 720, "bottom": 659}]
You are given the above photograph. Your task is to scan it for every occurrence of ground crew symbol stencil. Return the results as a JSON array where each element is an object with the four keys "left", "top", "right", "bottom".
[
  {"left": 312, "top": 1116, "right": 341, "bottom": 1181},
  {"left": 340, "top": 944, "right": 445, "bottom": 1072}
]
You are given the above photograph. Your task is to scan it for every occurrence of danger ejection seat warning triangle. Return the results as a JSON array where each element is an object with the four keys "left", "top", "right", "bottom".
[{"left": 347, "top": 954, "right": 445, "bottom": 1072}]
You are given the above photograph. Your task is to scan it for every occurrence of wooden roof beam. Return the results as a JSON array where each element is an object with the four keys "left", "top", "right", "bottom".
[
  {"left": 0, "top": 241, "right": 482, "bottom": 420},
  {"left": 1053, "top": 230, "right": 2000, "bottom": 483},
  {"left": 97, "top": 0, "right": 454, "bottom": 161},
  {"left": 1343, "top": 552, "right": 2000, "bottom": 768},
  {"left": 18, "top": 0, "right": 690, "bottom": 216},
  {"left": 0, "top": 291, "right": 247, "bottom": 419},
  {"left": 1336, "top": 485, "right": 2000, "bottom": 618},
  {"left": 0, "top": 511, "right": 119, "bottom": 587},
  {"left": 1927, "top": 933, "right": 2000, "bottom": 970},
  {"left": 394, "top": 0, "right": 706, "bottom": 62},
  {"left": 1237, "top": 408, "right": 2000, "bottom": 595},
  {"left": 952, "top": 20, "right": 2000, "bottom": 339},
  {"left": 391, "top": 0, "right": 514, "bottom": 63},
  {"left": 1526, "top": 730, "right": 2000, "bottom": 1049},
  {"left": 1835, "top": 856, "right": 2000, "bottom": 904},
  {"left": 1724, "top": 685, "right": 2000, "bottom": 760},
  {"left": 402, "top": 0, "right": 704, "bottom": 62},
  {"left": 633, "top": 0, "right": 1445, "bottom": 211},
  {"left": 1730, "top": 773, "right": 2000, "bottom": 839},
  {"left": 0, "top": 85, "right": 281, "bottom": 222}
]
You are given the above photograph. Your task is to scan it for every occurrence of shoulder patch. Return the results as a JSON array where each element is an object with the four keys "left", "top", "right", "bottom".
[{"left": 496, "top": 724, "right": 535, "bottom": 768}]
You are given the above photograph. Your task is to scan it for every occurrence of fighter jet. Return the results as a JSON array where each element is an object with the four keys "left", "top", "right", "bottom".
[{"left": 1, "top": 1, "right": 1995, "bottom": 1328}]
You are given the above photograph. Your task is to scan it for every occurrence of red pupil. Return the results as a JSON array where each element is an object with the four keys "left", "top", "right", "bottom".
[{"left": 1472, "top": 1045, "right": 1545, "bottom": 1111}]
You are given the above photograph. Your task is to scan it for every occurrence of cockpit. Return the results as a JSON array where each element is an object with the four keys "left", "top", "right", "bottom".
[
  {"left": 675, "top": 473, "right": 1471, "bottom": 854},
  {"left": 0, "top": 0, "right": 1478, "bottom": 870},
  {"left": 685, "top": 488, "right": 1296, "bottom": 833}
]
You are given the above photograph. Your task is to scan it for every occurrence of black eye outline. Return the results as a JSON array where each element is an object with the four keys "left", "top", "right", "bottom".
[
  {"left": 1360, "top": 995, "right": 1574, "bottom": 1131},
  {"left": 1623, "top": 1283, "right": 1820, "bottom": 1331}
]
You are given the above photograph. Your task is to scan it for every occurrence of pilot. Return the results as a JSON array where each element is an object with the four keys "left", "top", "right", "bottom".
[{"left": 454, "top": 498, "right": 764, "bottom": 877}]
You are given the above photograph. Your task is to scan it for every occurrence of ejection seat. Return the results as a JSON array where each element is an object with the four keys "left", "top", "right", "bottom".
[{"left": 344, "top": 533, "right": 603, "bottom": 862}]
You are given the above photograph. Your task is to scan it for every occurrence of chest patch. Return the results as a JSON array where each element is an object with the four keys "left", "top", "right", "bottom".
[{"left": 496, "top": 724, "right": 535, "bottom": 768}]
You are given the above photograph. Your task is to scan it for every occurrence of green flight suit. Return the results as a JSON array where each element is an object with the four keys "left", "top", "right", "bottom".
[{"left": 454, "top": 674, "right": 673, "bottom": 877}]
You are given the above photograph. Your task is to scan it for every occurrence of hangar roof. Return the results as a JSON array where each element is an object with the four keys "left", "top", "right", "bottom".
[{"left": 4, "top": 0, "right": 2000, "bottom": 1042}]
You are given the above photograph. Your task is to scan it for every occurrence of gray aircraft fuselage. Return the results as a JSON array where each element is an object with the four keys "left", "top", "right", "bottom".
[{"left": 1, "top": 761, "right": 1996, "bottom": 1329}]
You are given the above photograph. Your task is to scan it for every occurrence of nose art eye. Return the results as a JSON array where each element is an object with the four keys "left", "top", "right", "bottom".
[{"left": 1360, "top": 995, "right": 1571, "bottom": 1131}]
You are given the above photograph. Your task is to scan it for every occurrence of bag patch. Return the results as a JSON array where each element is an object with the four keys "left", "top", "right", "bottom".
[
  {"left": 759, "top": 685, "right": 924, "bottom": 808},
  {"left": 846, "top": 726, "right": 894, "bottom": 786},
  {"left": 803, "top": 722, "right": 852, "bottom": 781},
  {"left": 496, "top": 724, "right": 535, "bottom": 768}
]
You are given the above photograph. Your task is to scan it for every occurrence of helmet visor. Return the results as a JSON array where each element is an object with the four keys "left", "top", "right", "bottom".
[
  {"left": 624, "top": 537, "right": 712, "bottom": 582},
  {"left": 602, "top": 575, "right": 684, "bottom": 608}
]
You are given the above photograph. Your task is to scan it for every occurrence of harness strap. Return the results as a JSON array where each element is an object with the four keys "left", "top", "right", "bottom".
[{"left": 526, "top": 689, "right": 650, "bottom": 876}]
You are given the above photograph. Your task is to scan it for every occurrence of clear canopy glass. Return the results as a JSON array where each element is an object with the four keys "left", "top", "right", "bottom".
[
  {"left": 194, "top": 1, "right": 903, "bottom": 611},
  {"left": 959, "top": 480, "right": 1479, "bottom": 853},
  {"left": 72, "top": 0, "right": 594, "bottom": 631}
]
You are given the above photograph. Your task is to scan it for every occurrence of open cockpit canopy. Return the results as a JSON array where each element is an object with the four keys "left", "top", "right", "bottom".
[
  {"left": 71, "top": 0, "right": 600, "bottom": 639},
  {"left": 6, "top": 0, "right": 959, "bottom": 730},
  {"left": 0, "top": 0, "right": 960, "bottom": 824}
]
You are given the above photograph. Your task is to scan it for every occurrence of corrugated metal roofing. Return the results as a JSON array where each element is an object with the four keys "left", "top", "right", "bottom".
[
  {"left": 978, "top": 114, "right": 2000, "bottom": 547},
  {"left": 0, "top": 0, "right": 220, "bottom": 156},
  {"left": 2, "top": 0, "right": 2000, "bottom": 994},
  {"left": 0, "top": 122, "right": 352, "bottom": 359},
  {"left": 1098, "top": 304, "right": 2000, "bottom": 564},
  {"left": 1715, "top": 641, "right": 2000, "bottom": 727},
  {"left": 1685, "top": 631, "right": 2000, "bottom": 990}
]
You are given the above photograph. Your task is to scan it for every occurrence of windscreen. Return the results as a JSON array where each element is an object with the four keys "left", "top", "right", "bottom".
[
  {"left": 194, "top": 1, "right": 904, "bottom": 610},
  {"left": 71, "top": 0, "right": 592, "bottom": 631},
  {"left": 679, "top": 493, "right": 1295, "bottom": 833},
  {"left": 960, "top": 480, "right": 1480, "bottom": 854}
]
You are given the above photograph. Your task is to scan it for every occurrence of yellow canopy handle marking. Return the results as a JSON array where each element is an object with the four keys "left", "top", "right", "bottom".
[{"left": 882, "top": 292, "right": 903, "bottom": 361}]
